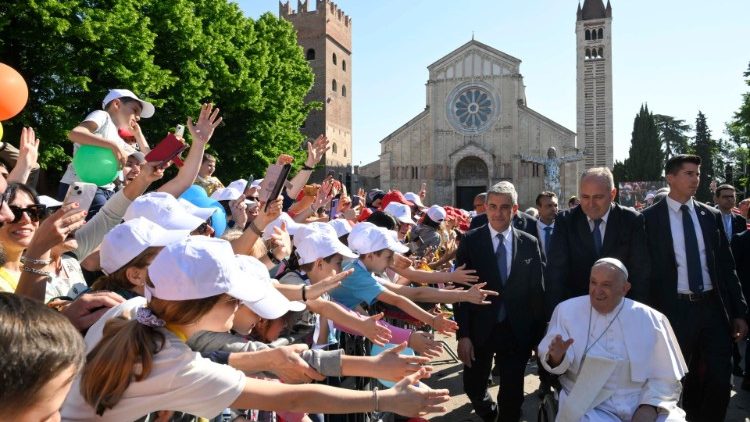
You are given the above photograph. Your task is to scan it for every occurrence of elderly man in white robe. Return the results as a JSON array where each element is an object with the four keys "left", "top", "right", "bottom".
[{"left": 538, "top": 258, "right": 687, "bottom": 422}]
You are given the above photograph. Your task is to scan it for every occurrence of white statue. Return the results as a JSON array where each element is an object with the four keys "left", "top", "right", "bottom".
[{"left": 520, "top": 147, "right": 584, "bottom": 197}]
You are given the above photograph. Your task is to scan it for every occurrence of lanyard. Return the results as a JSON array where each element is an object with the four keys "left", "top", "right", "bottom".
[{"left": 581, "top": 300, "right": 625, "bottom": 367}]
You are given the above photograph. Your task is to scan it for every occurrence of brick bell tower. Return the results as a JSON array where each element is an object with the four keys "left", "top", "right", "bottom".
[
  {"left": 281, "top": 0, "right": 353, "bottom": 184},
  {"left": 576, "top": 0, "right": 613, "bottom": 169}
]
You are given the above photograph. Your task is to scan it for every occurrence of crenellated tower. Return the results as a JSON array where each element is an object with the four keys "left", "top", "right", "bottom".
[
  {"left": 281, "top": 0, "right": 352, "bottom": 182},
  {"left": 576, "top": 0, "right": 613, "bottom": 169}
]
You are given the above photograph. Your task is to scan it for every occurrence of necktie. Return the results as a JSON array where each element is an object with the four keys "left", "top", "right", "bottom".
[
  {"left": 592, "top": 218, "right": 603, "bottom": 256},
  {"left": 681, "top": 204, "right": 704, "bottom": 293},
  {"left": 543, "top": 226, "right": 553, "bottom": 257},
  {"left": 495, "top": 233, "right": 507, "bottom": 322},
  {"left": 725, "top": 214, "right": 732, "bottom": 239}
]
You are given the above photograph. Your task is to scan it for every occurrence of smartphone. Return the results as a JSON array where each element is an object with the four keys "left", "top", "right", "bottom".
[
  {"left": 259, "top": 163, "right": 293, "bottom": 212},
  {"left": 145, "top": 133, "right": 187, "bottom": 168},
  {"left": 63, "top": 182, "right": 97, "bottom": 218},
  {"left": 175, "top": 124, "right": 185, "bottom": 138}
]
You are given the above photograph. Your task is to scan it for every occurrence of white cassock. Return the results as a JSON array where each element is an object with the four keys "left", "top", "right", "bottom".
[{"left": 538, "top": 296, "right": 688, "bottom": 422}]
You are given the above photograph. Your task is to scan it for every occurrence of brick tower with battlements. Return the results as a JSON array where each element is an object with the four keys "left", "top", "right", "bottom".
[
  {"left": 280, "top": 0, "right": 352, "bottom": 183},
  {"left": 576, "top": 0, "right": 613, "bottom": 169}
]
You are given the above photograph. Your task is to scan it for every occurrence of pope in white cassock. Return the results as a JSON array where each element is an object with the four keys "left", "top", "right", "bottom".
[{"left": 538, "top": 258, "right": 688, "bottom": 422}]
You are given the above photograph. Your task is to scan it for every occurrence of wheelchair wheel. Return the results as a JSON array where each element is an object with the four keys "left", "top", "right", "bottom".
[{"left": 536, "top": 390, "right": 558, "bottom": 422}]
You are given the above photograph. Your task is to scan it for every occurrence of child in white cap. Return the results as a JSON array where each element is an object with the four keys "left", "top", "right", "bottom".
[
  {"left": 328, "top": 222, "right": 458, "bottom": 335},
  {"left": 61, "top": 237, "right": 448, "bottom": 421}
]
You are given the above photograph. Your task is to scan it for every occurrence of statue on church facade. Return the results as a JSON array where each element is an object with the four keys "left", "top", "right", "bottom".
[{"left": 519, "top": 147, "right": 584, "bottom": 197}]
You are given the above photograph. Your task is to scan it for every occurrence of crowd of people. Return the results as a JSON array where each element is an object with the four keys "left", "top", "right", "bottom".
[{"left": 0, "top": 88, "right": 748, "bottom": 422}]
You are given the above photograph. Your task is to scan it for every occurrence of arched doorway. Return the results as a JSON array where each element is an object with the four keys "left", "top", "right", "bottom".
[{"left": 455, "top": 156, "right": 488, "bottom": 210}]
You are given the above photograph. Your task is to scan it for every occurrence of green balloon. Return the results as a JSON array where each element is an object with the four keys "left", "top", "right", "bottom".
[{"left": 73, "top": 145, "right": 119, "bottom": 186}]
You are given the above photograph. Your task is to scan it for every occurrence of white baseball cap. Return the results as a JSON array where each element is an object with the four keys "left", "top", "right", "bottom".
[
  {"left": 250, "top": 179, "right": 263, "bottom": 189},
  {"left": 384, "top": 202, "right": 416, "bottom": 226},
  {"left": 210, "top": 187, "right": 243, "bottom": 202},
  {"left": 426, "top": 205, "right": 447, "bottom": 223},
  {"left": 38, "top": 195, "right": 63, "bottom": 208},
  {"left": 227, "top": 179, "right": 248, "bottom": 193},
  {"left": 100, "top": 217, "right": 189, "bottom": 275},
  {"left": 178, "top": 198, "right": 217, "bottom": 222},
  {"left": 328, "top": 218, "right": 353, "bottom": 238},
  {"left": 348, "top": 222, "right": 409, "bottom": 255},
  {"left": 146, "top": 237, "right": 263, "bottom": 302},
  {"left": 102, "top": 89, "right": 155, "bottom": 118},
  {"left": 404, "top": 192, "right": 426, "bottom": 209},
  {"left": 236, "top": 255, "right": 305, "bottom": 319},
  {"left": 125, "top": 192, "right": 205, "bottom": 231},
  {"left": 294, "top": 223, "right": 358, "bottom": 265},
  {"left": 262, "top": 212, "right": 304, "bottom": 240}
]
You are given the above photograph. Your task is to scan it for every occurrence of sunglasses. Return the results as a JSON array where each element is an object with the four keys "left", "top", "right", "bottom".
[
  {"left": 9, "top": 204, "right": 47, "bottom": 224},
  {"left": 195, "top": 219, "right": 213, "bottom": 236}
]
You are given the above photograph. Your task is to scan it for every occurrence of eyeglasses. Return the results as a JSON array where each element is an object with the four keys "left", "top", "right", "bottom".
[
  {"left": 9, "top": 204, "right": 47, "bottom": 224},
  {"left": 195, "top": 219, "right": 213, "bottom": 236}
]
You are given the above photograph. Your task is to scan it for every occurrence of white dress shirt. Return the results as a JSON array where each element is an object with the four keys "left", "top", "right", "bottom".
[
  {"left": 664, "top": 196, "right": 713, "bottom": 293},
  {"left": 587, "top": 206, "right": 612, "bottom": 240},
  {"left": 721, "top": 212, "right": 734, "bottom": 239},
  {"left": 537, "top": 221, "right": 555, "bottom": 254},
  {"left": 489, "top": 224, "right": 513, "bottom": 278}
]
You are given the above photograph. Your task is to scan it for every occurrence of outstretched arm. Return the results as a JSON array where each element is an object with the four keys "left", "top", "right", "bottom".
[{"left": 518, "top": 154, "right": 546, "bottom": 165}]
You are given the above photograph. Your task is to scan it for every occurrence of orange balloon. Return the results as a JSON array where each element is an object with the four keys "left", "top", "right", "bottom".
[{"left": 0, "top": 63, "right": 29, "bottom": 121}]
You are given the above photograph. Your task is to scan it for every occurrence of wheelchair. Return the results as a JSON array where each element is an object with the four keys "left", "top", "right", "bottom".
[{"left": 536, "top": 387, "right": 559, "bottom": 422}]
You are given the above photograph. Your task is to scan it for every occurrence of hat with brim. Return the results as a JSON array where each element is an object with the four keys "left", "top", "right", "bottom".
[
  {"left": 235, "top": 255, "right": 305, "bottom": 319},
  {"left": 101, "top": 217, "right": 189, "bottom": 275},
  {"left": 210, "top": 187, "right": 243, "bottom": 202},
  {"left": 125, "top": 192, "right": 206, "bottom": 231},
  {"left": 102, "top": 88, "right": 155, "bottom": 118}
]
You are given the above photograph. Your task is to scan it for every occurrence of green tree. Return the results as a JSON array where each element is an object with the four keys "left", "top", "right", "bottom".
[
  {"left": 728, "top": 63, "right": 750, "bottom": 196},
  {"left": 693, "top": 111, "right": 715, "bottom": 202},
  {"left": 623, "top": 104, "right": 664, "bottom": 181},
  {"left": 0, "top": 1, "right": 316, "bottom": 188},
  {"left": 654, "top": 114, "right": 691, "bottom": 158}
]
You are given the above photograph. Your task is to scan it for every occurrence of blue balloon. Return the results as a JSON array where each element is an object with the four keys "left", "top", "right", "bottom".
[{"left": 180, "top": 186, "right": 227, "bottom": 237}]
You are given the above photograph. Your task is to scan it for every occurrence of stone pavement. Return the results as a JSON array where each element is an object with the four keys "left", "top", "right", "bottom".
[{"left": 417, "top": 335, "right": 750, "bottom": 422}]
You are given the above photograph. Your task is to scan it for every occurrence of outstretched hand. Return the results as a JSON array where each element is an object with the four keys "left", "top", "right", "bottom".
[
  {"left": 547, "top": 334, "right": 574, "bottom": 367},
  {"left": 305, "top": 135, "right": 330, "bottom": 168},
  {"left": 187, "top": 103, "right": 222, "bottom": 146},
  {"left": 17, "top": 127, "right": 40, "bottom": 169}
]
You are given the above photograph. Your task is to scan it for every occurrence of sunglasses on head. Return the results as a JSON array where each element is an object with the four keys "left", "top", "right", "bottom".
[{"left": 9, "top": 204, "right": 47, "bottom": 224}]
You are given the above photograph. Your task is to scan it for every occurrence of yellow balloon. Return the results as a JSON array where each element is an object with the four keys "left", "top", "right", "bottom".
[{"left": 0, "top": 121, "right": 3, "bottom": 142}]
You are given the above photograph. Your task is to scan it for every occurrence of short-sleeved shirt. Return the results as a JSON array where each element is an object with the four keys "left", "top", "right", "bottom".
[
  {"left": 61, "top": 297, "right": 246, "bottom": 421},
  {"left": 61, "top": 110, "right": 134, "bottom": 189},
  {"left": 329, "top": 260, "right": 387, "bottom": 310}
]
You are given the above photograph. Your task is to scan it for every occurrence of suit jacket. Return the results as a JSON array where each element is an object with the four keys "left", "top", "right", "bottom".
[
  {"left": 468, "top": 211, "right": 539, "bottom": 239},
  {"left": 545, "top": 203, "right": 651, "bottom": 310},
  {"left": 643, "top": 198, "right": 747, "bottom": 325},
  {"left": 730, "top": 231, "right": 750, "bottom": 319},
  {"left": 454, "top": 225, "right": 546, "bottom": 350},
  {"left": 721, "top": 211, "right": 747, "bottom": 239}
]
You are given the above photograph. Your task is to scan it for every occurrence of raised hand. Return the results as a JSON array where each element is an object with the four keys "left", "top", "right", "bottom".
[
  {"left": 374, "top": 342, "right": 432, "bottom": 381},
  {"left": 305, "top": 135, "right": 330, "bottom": 168},
  {"left": 17, "top": 127, "right": 40, "bottom": 169},
  {"left": 358, "top": 312, "right": 392, "bottom": 346},
  {"left": 187, "top": 103, "right": 222, "bottom": 146},
  {"left": 408, "top": 331, "right": 443, "bottom": 359},
  {"left": 276, "top": 154, "right": 294, "bottom": 166},
  {"left": 430, "top": 312, "right": 458, "bottom": 335},
  {"left": 547, "top": 334, "right": 574, "bottom": 367},
  {"left": 229, "top": 194, "right": 249, "bottom": 229},
  {"left": 446, "top": 264, "right": 479, "bottom": 286},
  {"left": 461, "top": 282, "right": 499, "bottom": 305},
  {"left": 255, "top": 196, "right": 283, "bottom": 229},
  {"left": 268, "top": 222, "right": 292, "bottom": 260}
]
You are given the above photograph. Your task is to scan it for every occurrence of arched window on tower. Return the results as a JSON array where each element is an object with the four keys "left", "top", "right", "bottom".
[
  {"left": 592, "top": 29, "right": 598, "bottom": 40},
  {"left": 342, "top": 85, "right": 347, "bottom": 97},
  {"left": 332, "top": 79, "right": 337, "bottom": 92},
  {"left": 332, "top": 143, "right": 338, "bottom": 154},
  {"left": 598, "top": 47, "right": 603, "bottom": 58},
  {"left": 306, "top": 48, "right": 315, "bottom": 60},
  {"left": 585, "top": 48, "right": 591, "bottom": 59},
  {"left": 344, "top": 149, "right": 347, "bottom": 158},
  {"left": 342, "top": 60, "right": 347, "bottom": 71},
  {"left": 332, "top": 53, "right": 337, "bottom": 65},
  {"left": 598, "top": 28, "right": 604, "bottom": 39},
  {"left": 585, "top": 29, "right": 591, "bottom": 40}
]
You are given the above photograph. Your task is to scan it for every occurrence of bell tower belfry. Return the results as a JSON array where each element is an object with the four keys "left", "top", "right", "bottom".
[{"left": 576, "top": 0, "right": 613, "bottom": 168}]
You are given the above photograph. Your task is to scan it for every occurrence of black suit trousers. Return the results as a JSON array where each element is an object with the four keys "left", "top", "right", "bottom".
[
  {"left": 672, "top": 295, "right": 732, "bottom": 422},
  {"left": 462, "top": 321, "right": 531, "bottom": 422}
]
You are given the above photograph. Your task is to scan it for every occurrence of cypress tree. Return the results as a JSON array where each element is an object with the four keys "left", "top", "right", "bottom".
[
  {"left": 624, "top": 104, "right": 664, "bottom": 180},
  {"left": 693, "top": 111, "right": 714, "bottom": 202}
]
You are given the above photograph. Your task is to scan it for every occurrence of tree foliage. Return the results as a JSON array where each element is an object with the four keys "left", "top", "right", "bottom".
[
  {"left": 622, "top": 104, "right": 664, "bottom": 181},
  {"left": 692, "top": 111, "right": 716, "bottom": 202},
  {"left": 0, "top": 0, "right": 316, "bottom": 187},
  {"left": 654, "top": 114, "right": 691, "bottom": 158}
]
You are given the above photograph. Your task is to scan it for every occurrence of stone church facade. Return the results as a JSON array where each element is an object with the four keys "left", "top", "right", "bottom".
[{"left": 378, "top": 40, "right": 578, "bottom": 209}]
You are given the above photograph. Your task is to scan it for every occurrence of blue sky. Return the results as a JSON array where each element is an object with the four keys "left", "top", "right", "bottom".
[{"left": 237, "top": 0, "right": 750, "bottom": 167}]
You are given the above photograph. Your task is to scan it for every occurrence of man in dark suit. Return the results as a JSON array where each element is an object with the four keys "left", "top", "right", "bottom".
[
  {"left": 643, "top": 154, "right": 748, "bottom": 421},
  {"left": 731, "top": 231, "right": 750, "bottom": 390},
  {"left": 715, "top": 184, "right": 746, "bottom": 239},
  {"left": 534, "top": 191, "right": 558, "bottom": 261},
  {"left": 545, "top": 167, "right": 650, "bottom": 310},
  {"left": 455, "top": 181, "right": 546, "bottom": 422},
  {"left": 469, "top": 209, "right": 538, "bottom": 239}
]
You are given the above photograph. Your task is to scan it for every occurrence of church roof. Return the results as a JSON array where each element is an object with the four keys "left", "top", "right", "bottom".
[
  {"left": 427, "top": 39, "right": 521, "bottom": 72},
  {"left": 578, "top": 0, "right": 610, "bottom": 21}
]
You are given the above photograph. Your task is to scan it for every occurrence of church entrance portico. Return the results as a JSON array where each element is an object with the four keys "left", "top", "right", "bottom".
[{"left": 455, "top": 156, "right": 489, "bottom": 210}]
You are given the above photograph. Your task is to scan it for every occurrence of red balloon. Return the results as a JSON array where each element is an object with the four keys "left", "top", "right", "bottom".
[{"left": 0, "top": 63, "right": 29, "bottom": 121}]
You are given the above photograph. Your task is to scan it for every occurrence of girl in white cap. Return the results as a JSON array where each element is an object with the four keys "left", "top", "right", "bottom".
[{"left": 61, "top": 237, "right": 449, "bottom": 421}]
